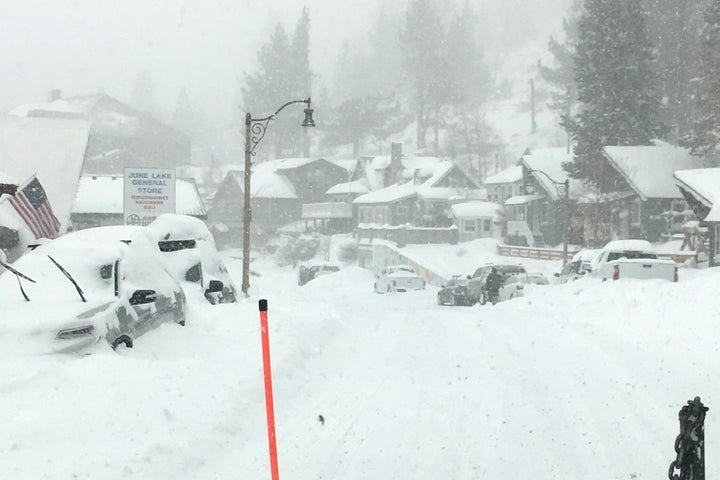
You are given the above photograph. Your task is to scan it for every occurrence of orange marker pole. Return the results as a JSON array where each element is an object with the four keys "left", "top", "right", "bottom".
[{"left": 259, "top": 299, "right": 280, "bottom": 480}]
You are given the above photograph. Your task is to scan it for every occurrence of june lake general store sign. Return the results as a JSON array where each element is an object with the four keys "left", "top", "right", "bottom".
[{"left": 123, "top": 167, "right": 176, "bottom": 226}]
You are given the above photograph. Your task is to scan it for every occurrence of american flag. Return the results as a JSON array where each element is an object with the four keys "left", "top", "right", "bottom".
[{"left": 9, "top": 176, "right": 61, "bottom": 239}]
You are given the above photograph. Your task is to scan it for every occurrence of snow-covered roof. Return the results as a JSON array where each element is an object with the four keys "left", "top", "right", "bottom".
[
  {"left": 263, "top": 157, "right": 317, "bottom": 172},
  {"left": 9, "top": 95, "right": 102, "bottom": 117},
  {"left": 483, "top": 165, "right": 523, "bottom": 185},
  {"left": 354, "top": 161, "right": 474, "bottom": 205},
  {"left": 450, "top": 201, "right": 501, "bottom": 219},
  {"left": 72, "top": 175, "right": 206, "bottom": 216},
  {"left": 521, "top": 148, "right": 586, "bottom": 201},
  {"left": 0, "top": 116, "right": 91, "bottom": 233},
  {"left": 603, "top": 145, "right": 708, "bottom": 200},
  {"left": 353, "top": 181, "right": 417, "bottom": 205},
  {"left": 326, "top": 179, "right": 369, "bottom": 195},
  {"left": 601, "top": 239, "right": 655, "bottom": 252},
  {"left": 504, "top": 194, "right": 545, "bottom": 206},
  {"left": 328, "top": 158, "right": 357, "bottom": 173},
  {"left": 674, "top": 168, "right": 720, "bottom": 222}
]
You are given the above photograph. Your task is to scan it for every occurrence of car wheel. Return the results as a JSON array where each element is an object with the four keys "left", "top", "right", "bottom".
[
  {"left": 112, "top": 335, "right": 133, "bottom": 351},
  {"left": 437, "top": 295, "right": 444, "bottom": 305},
  {"left": 449, "top": 295, "right": 456, "bottom": 306}
]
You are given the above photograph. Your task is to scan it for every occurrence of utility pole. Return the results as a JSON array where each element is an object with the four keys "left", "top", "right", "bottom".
[{"left": 530, "top": 80, "right": 537, "bottom": 134}]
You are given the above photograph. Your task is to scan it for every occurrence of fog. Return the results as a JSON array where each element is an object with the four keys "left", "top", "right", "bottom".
[{"left": 0, "top": 0, "right": 572, "bottom": 134}]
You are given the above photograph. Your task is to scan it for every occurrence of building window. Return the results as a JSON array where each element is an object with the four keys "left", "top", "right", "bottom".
[
  {"left": 396, "top": 205, "right": 409, "bottom": 217},
  {"left": 463, "top": 220, "right": 477, "bottom": 233},
  {"left": 483, "top": 219, "right": 492, "bottom": 232}
]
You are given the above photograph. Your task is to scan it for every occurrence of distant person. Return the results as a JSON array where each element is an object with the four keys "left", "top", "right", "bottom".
[{"left": 484, "top": 267, "right": 503, "bottom": 298}]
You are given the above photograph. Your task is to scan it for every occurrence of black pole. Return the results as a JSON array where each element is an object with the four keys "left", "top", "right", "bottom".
[{"left": 668, "top": 396, "right": 708, "bottom": 480}]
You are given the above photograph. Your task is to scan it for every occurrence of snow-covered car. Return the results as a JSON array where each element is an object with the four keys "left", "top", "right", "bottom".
[
  {"left": 590, "top": 239, "right": 677, "bottom": 282},
  {"left": 555, "top": 249, "right": 599, "bottom": 283},
  {"left": 467, "top": 264, "right": 528, "bottom": 304},
  {"left": 0, "top": 227, "right": 186, "bottom": 354},
  {"left": 527, "top": 273, "right": 550, "bottom": 285},
  {"left": 498, "top": 274, "right": 529, "bottom": 302},
  {"left": 146, "top": 214, "right": 238, "bottom": 304},
  {"left": 298, "top": 263, "right": 340, "bottom": 286},
  {"left": 436, "top": 275, "right": 471, "bottom": 306},
  {"left": 374, "top": 265, "right": 425, "bottom": 293}
]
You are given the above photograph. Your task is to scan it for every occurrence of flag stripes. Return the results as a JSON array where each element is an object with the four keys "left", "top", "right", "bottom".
[{"left": 8, "top": 176, "right": 61, "bottom": 239}]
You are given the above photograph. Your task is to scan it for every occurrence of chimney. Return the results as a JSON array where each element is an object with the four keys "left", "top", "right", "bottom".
[
  {"left": 48, "top": 89, "right": 61, "bottom": 101},
  {"left": 390, "top": 142, "right": 403, "bottom": 184}
]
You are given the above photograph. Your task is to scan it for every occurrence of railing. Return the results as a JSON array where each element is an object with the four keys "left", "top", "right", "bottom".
[
  {"left": 496, "top": 243, "right": 578, "bottom": 261},
  {"left": 657, "top": 252, "right": 698, "bottom": 265},
  {"left": 357, "top": 225, "right": 458, "bottom": 246}
]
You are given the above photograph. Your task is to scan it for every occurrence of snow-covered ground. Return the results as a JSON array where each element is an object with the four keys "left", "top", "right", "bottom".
[{"left": 0, "top": 240, "right": 717, "bottom": 479}]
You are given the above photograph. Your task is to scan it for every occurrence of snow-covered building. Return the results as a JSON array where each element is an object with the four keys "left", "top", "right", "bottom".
[
  {"left": 674, "top": 168, "right": 720, "bottom": 266},
  {"left": 597, "top": 145, "right": 708, "bottom": 243},
  {"left": 0, "top": 116, "right": 90, "bottom": 259},
  {"left": 209, "top": 158, "right": 349, "bottom": 246},
  {"left": 70, "top": 175, "right": 206, "bottom": 230},
  {"left": 353, "top": 161, "right": 482, "bottom": 227},
  {"left": 483, "top": 165, "right": 523, "bottom": 204},
  {"left": 450, "top": 201, "right": 503, "bottom": 242},
  {"left": 9, "top": 92, "right": 190, "bottom": 174}
]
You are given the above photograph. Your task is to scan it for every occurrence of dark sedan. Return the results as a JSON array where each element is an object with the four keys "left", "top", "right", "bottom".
[{"left": 437, "top": 275, "right": 471, "bottom": 306}]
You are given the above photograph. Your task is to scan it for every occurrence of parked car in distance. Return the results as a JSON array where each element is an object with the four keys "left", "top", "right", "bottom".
[
  {"left": 555, "top": 249, "right": 599, "bottom": 283},
  {"left": 0, "top": 227, "right": 186, "bottom": 354},
  {"left": 437, "top": 275, "right": 471, "bottom": 306},
  {"left": 590, "top": 239, "right": 678, "bottom": 282},
  {"left": 467, "top": 264, "right": 528, "bottom": 304},
  {"left": 527, "top": 273, "right": 550, "bottom": 285},
  {"left": 146, "top": 214, "right": 238, "bottom": 304},
  {"left": 298, "top": 263, "right": 340, "bottom": 286},
  {"left": 374, "top": 265, "right": 425, "bottom": 293},
  {"left": 498, "top": 274, "right": 529, "bottom": 302}
]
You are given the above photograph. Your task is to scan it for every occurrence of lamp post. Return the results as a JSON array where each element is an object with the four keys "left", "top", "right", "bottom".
[
  {"left": 242, "top": 98, "right": 315, "bottom": 296},
  {"left": 526, "top": 169, "right": 571, "bottom": 266}
]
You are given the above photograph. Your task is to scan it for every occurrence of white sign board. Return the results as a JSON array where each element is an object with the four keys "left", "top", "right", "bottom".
[{"left": 123, "top": 167, "right": 176, "bottom": 226}]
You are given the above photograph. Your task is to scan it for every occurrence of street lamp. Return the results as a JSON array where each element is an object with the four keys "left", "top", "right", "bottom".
[
  {"left": 525, "top": 169, "right": 571, "bottom": 265},
  {"left": 242, "top": 97, "right": 315, "bottom": 297}
]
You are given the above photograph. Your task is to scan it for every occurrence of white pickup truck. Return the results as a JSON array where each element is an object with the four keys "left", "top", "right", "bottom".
[{"left": 590, "top": 240, "right": 678, "bottom": 282}]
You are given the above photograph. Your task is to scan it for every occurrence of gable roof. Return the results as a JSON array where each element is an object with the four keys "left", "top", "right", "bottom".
[
  {"left": 483, "top": 165, "right": 523, "bottom": 185},
  {"left": 603, "top": 145, "right": 708, "bottom": 201},
  {"left": 674, "top": 168, "right": 720, "bottom": 222},
  {"left": 228, "top": 167, "right": 297, "bottom": 199},
  {"left": 450, "top": 201, "right": 501, "bottom": 219},
  {"left": 72, "top": 175, "right": 206, "bottom": 217},
  {"left": 354, "top": 161, "right": 483, "bottom": 205},
  {"left": 521, "top": 147, "right": 586, "bottom": 201},
  {"left": 0, "top": 116, "right": 91, "bottom": 232}
]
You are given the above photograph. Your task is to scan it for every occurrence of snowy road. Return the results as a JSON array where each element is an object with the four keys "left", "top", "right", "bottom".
[{"left": 0, "top": 256, "right": 718, "bottom": 479}]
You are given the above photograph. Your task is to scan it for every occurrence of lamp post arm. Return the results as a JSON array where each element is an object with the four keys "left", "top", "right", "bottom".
[{"left": 273, "top": 97, "right": 311, "bottom": 117}]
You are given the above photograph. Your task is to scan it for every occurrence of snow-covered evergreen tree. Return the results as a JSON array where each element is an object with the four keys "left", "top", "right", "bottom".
[
  {"left": 564, "top": 0, "right": 666, "bottom": 186},
  {"left": 683, "top": 0, "right": 720, "bottom": 157}
]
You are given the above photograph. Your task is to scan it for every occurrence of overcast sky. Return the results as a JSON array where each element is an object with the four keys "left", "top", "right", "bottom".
[{"left": 0, "top": 0, "right": 572, "bottom": 123}]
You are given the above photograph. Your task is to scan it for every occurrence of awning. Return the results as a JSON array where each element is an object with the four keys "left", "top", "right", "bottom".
[{"left": 504, "top": 194, "right": 545, "bottom": 206}]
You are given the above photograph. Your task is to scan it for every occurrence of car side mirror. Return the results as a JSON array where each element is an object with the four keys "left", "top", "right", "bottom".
[
  {"left": 466, "top": 275, "right": 472, "bottom": 280},
  {"left": 129, "top": 289, "right": 157, "bottom": 305},
  {"left": 207, "top": 279, "right": 224, "bottom": 293},
  {"left": 441, "top": 285, "right": 446, "bottom": 288},
  {"left": 554, "top": 273, "right": 560, "bottom": 277}
]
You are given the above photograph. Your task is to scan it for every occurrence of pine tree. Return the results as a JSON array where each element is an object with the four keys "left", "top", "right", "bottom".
[
  {"left": 683, "top": 0, "right": 720, "bottom": 157},
  {"left": 564, "top": 0, "right": 666, "bottom": 186},
  {"left": 242, "top": 10, "right": 313, "bottom": 159},
  {"left": 645, "top": 0, "right": 704, "bottom": 141},
  {"left": 401, "top": 0, "right": 445, "bottom": 150},
  {"left": 171, "top": 88, "right": 195, "bottom": 139},
  {"left": 539, "top": 0, "right": 582, "bottom": 120},
  {"left": 130, "top": 69, "right": 161, "bottom": 119}
]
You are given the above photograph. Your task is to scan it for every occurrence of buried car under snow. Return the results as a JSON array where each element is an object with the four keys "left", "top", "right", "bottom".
[
  {"left": 374, "top": 265, "right": 426, "bottom": 293},
  {"left": 146, "top": 214, "right": 238, "bottom": 304},
  {"left": 0, "top": 227, "right": 186, "bottom": 354}
]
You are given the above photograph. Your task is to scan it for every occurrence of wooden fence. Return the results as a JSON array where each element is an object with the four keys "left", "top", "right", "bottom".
[{"left": 496, "top": 244, "right": 578, "bottom": 261}]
